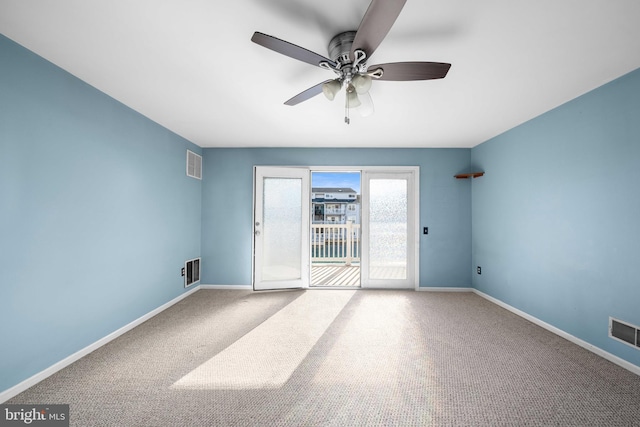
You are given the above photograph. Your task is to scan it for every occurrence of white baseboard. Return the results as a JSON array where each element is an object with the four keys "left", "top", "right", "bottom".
[
  {"left": 200, "top": 284, "right": 252, "bottom": 290},
  {"left": 472, "top": 289, "right": 640, "bottom": 377},
  {"left": 0, "top": 286, "right": 201, "bottom": 403},
  {"left": 416, "top": 286, "right": 473, "bottom": 292}
]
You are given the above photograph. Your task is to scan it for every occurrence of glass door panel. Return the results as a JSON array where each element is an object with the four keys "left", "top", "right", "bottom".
[
  {"left": 361, "top": 170, "right": 417, "bottom": 289},
  {"left": 262, "top": 178, "right": 302, "bottom": 281},
  {"left": 369, "top": 179, "right": 408, "bottom": 280}
]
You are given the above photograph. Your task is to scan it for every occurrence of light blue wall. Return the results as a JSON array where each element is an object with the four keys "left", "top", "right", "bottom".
[
  {"left": 471, "top": 68, "right": 640, "bottom": 367},
  {"left": 0, "top": 35, "right": 201, "bottom": 393},
  {"left": 201, "top": 148, "right": 472, "bottom": 288}
]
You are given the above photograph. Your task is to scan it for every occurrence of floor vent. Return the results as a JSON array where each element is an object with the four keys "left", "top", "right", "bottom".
[
  {"left": 185, "top": 258, "right": 200, "bottom": 288},
  {"left": 186, "top": 150, "right": 202, "bottom": 180},
  {"left": 609, "top": 317, "right": 640, "bottom": 349}
]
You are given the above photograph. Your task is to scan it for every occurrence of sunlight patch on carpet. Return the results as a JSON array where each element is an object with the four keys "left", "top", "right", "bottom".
[
  {"left": 311, "top": 292, "right": 412, "bottom": 386},
  {"left": 171, "top": 290, "right": 356, "bottom": 390}
]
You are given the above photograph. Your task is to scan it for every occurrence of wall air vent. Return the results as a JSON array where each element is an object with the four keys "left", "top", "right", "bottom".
[
  {"left": 185, "top": 258, "right": 200, "bottom": 288},
  {"left": 186, "top": 150, "right": 202, "bottom": 180},
  {"left": 609, "top": 317, "right": 640, "bottom": 349}
]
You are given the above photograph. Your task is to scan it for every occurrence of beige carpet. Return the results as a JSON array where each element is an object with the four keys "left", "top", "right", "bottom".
[{"left": 7, "top": 290, "right": 640, "bottom": 426}]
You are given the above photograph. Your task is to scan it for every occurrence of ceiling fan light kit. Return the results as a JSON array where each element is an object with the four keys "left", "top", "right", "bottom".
[
  {"left": 251, "top": 0, "right": 451, "bottom": 124},
  {"left": 322, "top": 79, "right": 341, "bottom": 101},
  {"left": 352, "top": 74, "right": 373, "bottom": 94}
]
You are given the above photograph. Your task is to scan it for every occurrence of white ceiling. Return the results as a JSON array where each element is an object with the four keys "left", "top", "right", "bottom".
[{"left": 1, "top": 0, "right": 640, "bottom": 148}]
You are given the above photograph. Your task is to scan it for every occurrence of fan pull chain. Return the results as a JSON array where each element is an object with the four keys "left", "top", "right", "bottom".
[{"left": 345, "top": 91, "right": 350, "bottom": 124}]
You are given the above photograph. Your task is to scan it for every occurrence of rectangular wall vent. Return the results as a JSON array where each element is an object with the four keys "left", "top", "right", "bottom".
[
  {"left": 187, "top": 150, "right": 202, "bottom": 180},
  {"left": 185, "top": 258, "right": 200, "bottom": 288},
  {"left": 609, "top": 317, "right": 640, "bottom": 349}
]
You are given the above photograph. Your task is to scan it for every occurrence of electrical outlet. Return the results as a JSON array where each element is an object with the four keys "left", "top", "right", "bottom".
[
  {"left": 423, "top": 227, "right": 428, "bottom": 235},
  {"left": 181, "top": 267, "right": 185, "bottom": 277},
  {"left": 477, "top": 266, "right": 481, "bottom": 275}
]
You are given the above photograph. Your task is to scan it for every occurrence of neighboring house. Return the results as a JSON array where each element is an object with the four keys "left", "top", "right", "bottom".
[{"left": 311, "top": 187, "right": 360, "bottom": 224}]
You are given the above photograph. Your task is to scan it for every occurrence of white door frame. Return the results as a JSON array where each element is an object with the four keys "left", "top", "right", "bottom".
[
  {"left": 252, "top": 165, "right": 420, "bottom": 291},
  {"left": 360, "top": 167, "right": 419, "bottom": 289}
]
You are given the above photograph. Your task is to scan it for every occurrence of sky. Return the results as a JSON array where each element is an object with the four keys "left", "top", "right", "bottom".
[{"left": 312, "top": 171, "right": 361, "bottom": 193}]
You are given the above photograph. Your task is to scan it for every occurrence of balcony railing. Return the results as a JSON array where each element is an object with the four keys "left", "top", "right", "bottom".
[
  {"left": 324, "top": 207, "right": 346, "bottom": 215},
  {"left": 311, "top": 222, "right": 360, "bottom": 266}
]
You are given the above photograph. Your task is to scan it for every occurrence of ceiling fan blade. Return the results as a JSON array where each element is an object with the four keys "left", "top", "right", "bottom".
[
  {"left": 284, "top": 80, "right": 333, "bottom": 106},
  {"left": 367, "top": 62, "right": 451, "bottom": 81},
  {"left": 252, "top": 32, "right": 336, "bottom": 68},
  {"left": 350, "top": 0, "right": 407, "bottom": 60}
]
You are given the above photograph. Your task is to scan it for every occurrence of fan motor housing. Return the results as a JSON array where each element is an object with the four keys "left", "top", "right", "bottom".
[{"left": 328, "top": 31, "right": 357, "bottom": 64}]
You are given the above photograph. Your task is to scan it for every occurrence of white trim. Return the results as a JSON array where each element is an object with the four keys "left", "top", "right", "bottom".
[
  {"left": 0, "top": 286, "right": 200, "bottom": 403},
  {"left": 473, "top": 289, "right": 640, "bottom": 377},
  {"left": 413, "top": 169, "right": 420, "bottom": 291},
  {"left": 200, "top": 284, "right": 252, "bottom": 290},
  {"left": 361, "top": 167, "right": 420, "bottom": 290},
  {"left": 251, "top": 166, "right": 257, "bottom": 289},
  {"left": 417, "top": 287, "right": 473, "bottom": 292},
  {"left": 253, "top": 166, "right": 421, "bottom": 290},
  {"left": 309, "top": 166, "right": 416, "bottom": 172}
]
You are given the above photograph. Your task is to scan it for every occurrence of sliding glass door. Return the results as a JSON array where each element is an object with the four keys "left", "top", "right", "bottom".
[{"left": 253, "top": 166, "right": 418, "bottom": 290}]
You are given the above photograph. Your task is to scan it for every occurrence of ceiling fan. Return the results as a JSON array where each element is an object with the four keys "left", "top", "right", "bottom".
[{"left": 251, "top": 0, "right": 451, "bottom": 124}]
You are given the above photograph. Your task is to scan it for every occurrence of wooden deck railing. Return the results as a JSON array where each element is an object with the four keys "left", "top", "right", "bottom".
[{"left": 311, "top": 222, "right": 360, "bottom": 266}]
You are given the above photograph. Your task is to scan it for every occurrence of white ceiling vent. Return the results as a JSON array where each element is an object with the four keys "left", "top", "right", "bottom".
[{"left": 186, "top": 150, "right": 202, "bottom": 180}]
